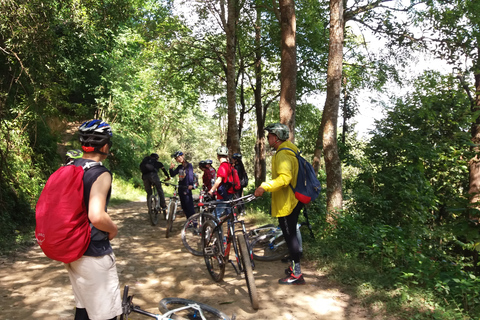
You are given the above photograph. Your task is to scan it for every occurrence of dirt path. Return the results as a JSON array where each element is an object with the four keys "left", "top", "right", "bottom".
[{"left": 0, "top": 201, "right": 377, "bottom": 320}]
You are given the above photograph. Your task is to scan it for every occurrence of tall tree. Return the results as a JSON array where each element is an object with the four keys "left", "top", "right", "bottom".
[
  {"left": 277, "top": 0, "right": 297, "bottom": 140},
  {"left": 321, "top": 0, "right": 344, "bottom": 216}
]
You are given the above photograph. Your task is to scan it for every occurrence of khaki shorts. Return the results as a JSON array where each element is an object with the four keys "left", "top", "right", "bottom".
[{"left": 65, "top": 253, "right": 122, "bottom": 320}]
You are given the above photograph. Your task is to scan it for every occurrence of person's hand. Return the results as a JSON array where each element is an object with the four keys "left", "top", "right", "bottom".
[
  {"left": 254, "top": 186, "right": 265, "bottom": 197},
  {"left": 169, "top": 162, "right": 175, "bottom": 169},
  {"left": 165, "top": 177, "right": 171, "bottom": 181},
  {"left": 188, "top": 185, "right": 193, "bottom": 190}
]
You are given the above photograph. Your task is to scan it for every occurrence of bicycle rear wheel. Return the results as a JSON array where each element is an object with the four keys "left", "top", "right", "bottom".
[
  {"left": 166, "top": 200, "right": 175, "bottom": 238},
  {"left": 148, "top": 194, "right": 159, "bottom": 226},
  {"left": 181, "top": 212, "right": 216, "bottom": 256},
  {"left": 248, "top": 224, "right": 276, "bottom": 240},
  {"left": 251, "top": 233, "right": 288, "bottom": 261},
  {"left": 202, "top": 219, "right": 225, "bottom": 282},
  {"left": 159, "top": 297, "right": 231, "bottom": 320},
  {"left": 237, "top": 235, "right": 259, "bottom": 310}
]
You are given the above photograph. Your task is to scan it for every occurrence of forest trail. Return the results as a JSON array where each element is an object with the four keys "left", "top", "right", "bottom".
[{"left": 0, "top": 201, "right": 381, "bottom": 320}]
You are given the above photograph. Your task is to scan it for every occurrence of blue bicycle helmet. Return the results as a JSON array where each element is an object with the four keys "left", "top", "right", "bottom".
[
  {"left": 78, "top": 119, "right": 112, "bottom": 153},
  {"left": 172, "top": 151, "right": 184, "bottom": 158},
  {"left": 232, "top": 153, "right": 242, "bottom": 160}
]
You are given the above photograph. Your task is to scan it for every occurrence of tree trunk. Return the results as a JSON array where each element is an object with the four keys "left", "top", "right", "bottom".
[
  {"left": 312, "top": 121, "right": 324, "bottom": 173},
  {"left": 254, "top": 5, "right": 266, "bottom": 186},
  {"left": 278, "top": 0, "right": 297, "bottom": 142},
  {"left": 321, "top": 0, "right": 344, "bottom": 221},
  {"left": 224, "top": 0, "right": 240, "bottom": 154}
]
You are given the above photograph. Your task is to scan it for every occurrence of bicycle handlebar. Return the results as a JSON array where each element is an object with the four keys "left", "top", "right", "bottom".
[{"left": 213, "top": 194, "right": 257, "bottom": 206}]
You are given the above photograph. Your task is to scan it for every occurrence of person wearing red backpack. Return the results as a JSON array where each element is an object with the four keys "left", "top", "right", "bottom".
[
  {"left": 66, "top": 120, "right": 123, "bottom": 320},
  {"left": 208, "top": 146, "right": 233, "bottom": 219},
  {"left": 254, "top": 123, "right": 305, "bottom": 285}
]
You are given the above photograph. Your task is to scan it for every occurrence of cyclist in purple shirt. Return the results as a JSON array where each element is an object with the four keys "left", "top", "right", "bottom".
[{"left": 169, "top": 151, "right": 195, "bottom": 219}]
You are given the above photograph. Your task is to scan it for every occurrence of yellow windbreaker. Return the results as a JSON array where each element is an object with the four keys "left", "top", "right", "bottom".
[{"left": 260, "top": 140, "right": 299, "bottom": 218}]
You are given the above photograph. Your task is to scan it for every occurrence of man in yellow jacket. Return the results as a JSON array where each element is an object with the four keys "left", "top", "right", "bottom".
[{"left": 254, "top": 123, "right": 305, "bottom": 285}]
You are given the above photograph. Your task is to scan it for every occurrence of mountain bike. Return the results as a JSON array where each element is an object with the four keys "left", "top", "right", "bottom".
[
  {"left": 147, "top": 184, "right": 161, "bottom": 226},
  {"left": 181, "top": 191, "right": 218, "bottom": 256},
  {"left": 120, "top": 285, "right": 234, "bottom": 320},
  {"left": 249, "top": 209, "right": 315, "bottom": 261},
  {"left": 202, "top": 194, "right": 259, "bottom": 310},
  {"left": 163, "top": 182, "right": 179, "bottom": 238}
]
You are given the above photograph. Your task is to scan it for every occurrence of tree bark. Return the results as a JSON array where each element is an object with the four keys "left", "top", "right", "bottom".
[
  {"left": 254, "top": 4, "right": 266, "bottom": 186},
  {"left": 321, "top": 0, "right": 344, "bottom": 221},
  {"left": 223, "top": 0, "right": 240, "bottom": 154},
  {"left": 278, "top": 0, "right": 297, "bottom": 142}
]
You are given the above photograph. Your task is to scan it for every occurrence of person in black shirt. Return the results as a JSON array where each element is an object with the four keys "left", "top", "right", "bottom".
[
  {"left": 140, "top": 153, "right": 170, "bottom": 216},
  {"left": 66, "top": 119, "right": 122, "bottom": 320}
]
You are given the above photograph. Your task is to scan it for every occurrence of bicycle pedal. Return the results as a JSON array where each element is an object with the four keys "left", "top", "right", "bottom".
[{"left": 204, "top": 246, "right": 215, "bottom": 256}]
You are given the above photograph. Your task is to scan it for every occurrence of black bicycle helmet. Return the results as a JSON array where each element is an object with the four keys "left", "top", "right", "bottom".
[
  {"left": 150, "top": 153, "right": 159, "bottom": 160},
  {"left": 232, "top": 153, "right": 242, "bottom": 160},
  {"left": 199, "top": 160, "right": 207, "bottom": 168},
  {"left": 172, "top": 151, "right": 184, "bottom": 158},
  {"left": 78, "top": 119, "right": 112, "bottom": 153}
]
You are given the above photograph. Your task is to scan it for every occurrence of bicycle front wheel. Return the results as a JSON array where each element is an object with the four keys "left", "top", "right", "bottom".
[
  {"left": 202, "top": 219, "right": 225, "bottom": 282},
  {"left": 251, "top": 233, "right": 288, "bottom": 261},
  {"left": 237, "top": 235, "right": 259, "bottom": 310},
  {"left": 181, "top": 212, "right": 217, "bottom": 256},
  {"left": 166, "top": 200, "right": 175, "bottom": 238},
  {"left": 148, "top": 194, "right": 159, "bottom": 226},
  {"left": 159, "top": 297, "right": 232, "bottom": 320}
]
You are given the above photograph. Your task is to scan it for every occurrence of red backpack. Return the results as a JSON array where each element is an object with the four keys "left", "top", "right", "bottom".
[
  {"left": 226, "top": 163, "right": 241, "bottom": 194},
  {"left": 35, "top": 162, "right": 100, "bottom": 263},
  {"left": 217, "top": 162, "right": 242, "bottom": 197}
]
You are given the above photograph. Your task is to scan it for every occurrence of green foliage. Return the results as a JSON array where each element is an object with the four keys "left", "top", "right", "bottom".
[{"left": 315, "top": 71, "right": 480, "bottom": 318}]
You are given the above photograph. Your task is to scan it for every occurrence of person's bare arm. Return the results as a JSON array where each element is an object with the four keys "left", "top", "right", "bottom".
[
  {"left": 88, "top": 171, "right": 118, "bottom": 240},
  {"left": 208, "top": 176, "right": 223, "bottom": 196}
]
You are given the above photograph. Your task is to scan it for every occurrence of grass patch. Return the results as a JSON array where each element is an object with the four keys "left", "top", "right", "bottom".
[{"left": 111, "top": 174, "right": 145, "bottom": 204}]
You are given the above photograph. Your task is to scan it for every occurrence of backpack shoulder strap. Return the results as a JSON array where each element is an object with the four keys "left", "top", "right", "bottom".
[
  {"left": 277, "top": 148, "right": 299, "bottom": 193},
  {"left": 82, "top": 161, "right": 103, "bottom": 171},
  {"left": 278, "top": 147, "right": 300, "bottom": 157}
]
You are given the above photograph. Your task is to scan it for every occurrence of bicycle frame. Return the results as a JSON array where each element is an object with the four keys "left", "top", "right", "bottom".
[{"left": 206, "top": 195, "right": 257, "bottom": 275}]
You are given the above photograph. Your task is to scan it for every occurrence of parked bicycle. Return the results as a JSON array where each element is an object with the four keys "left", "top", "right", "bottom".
[
  {"left": 182, "top": 191, "right": 218, "bottom": 256},
  {"left": 120, "top": 284, "right": 234, "bottom": 320},
  {"left": 202, "top": 194, "right": 259, "bottom": 310},
  {"left": 163, "top": 182, "right": 180, "bottom": 238},
  {"left": 249, "top": 209, "right": 315, "bottom": 261}
]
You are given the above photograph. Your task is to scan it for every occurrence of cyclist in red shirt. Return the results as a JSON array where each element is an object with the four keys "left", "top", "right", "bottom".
[{"left": 207, "top": 146, "right": 232, "bottom": 219}]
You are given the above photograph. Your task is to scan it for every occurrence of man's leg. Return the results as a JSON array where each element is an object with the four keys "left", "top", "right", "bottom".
[
  {"left": 152, "top": 174, "right": 167, "bottom": 209},
  {"left": 278, "top": 202, "right": 305, "bottom": 285},
  {"left": 143, "top": 176, "right": 153, "bottom": 211},
  {"left": 182, "top": 189, "right": 195, "bottom": 219}
]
